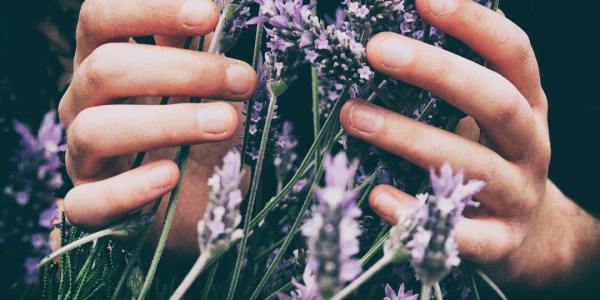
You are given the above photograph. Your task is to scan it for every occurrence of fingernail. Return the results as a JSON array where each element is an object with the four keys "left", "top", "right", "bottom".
[
  {"left": 349, "top": 102, "right": 384, "bottom": 133},
  {"left": 197, "top": 104, "right": 234, "bottom": 134},
  {"left": 425, "top": 0, "right": 457, "bottom": 16},
  {"left": 373, "top": 192, "right": 403, "bottom": 223},
  {"left": 147, "top": 165, "right": 174, "bottom": 190},
  {"left": 226, "top": 63, "right": 254, "bottom": 96},
  {"left": 378, "top": 36, "right": 412, "bottom": 68},
  {"left": 179, "top": 0, "right": 215, "bottom": 27}
]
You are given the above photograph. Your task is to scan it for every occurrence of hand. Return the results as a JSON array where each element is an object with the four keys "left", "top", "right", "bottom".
[
  {"left": 339, "top": 0, "right": 600, "bottom": 289},
  {"left": 58, "top": 0, "right": 257, "bottom": 257}
]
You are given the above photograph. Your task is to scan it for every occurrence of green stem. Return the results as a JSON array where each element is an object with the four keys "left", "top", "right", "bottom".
[
  {"left": 310, "top": 0, "right": 320, "bottom": 165},
  {"left": 330, "top": 254, "right": 394, "bottom": 300},
  {"left": 226, "top": 81, "right": 280, "bottom": 300},
  {"left": 249, "top": 151, "right": 327, "bottom": 300},
  {"left": 420, "top": 283, "right": 432, "bottom": 300},
  {"left": 137, "top": 146, "right": 192, "bottom": 300},
  {"left": 200, "top": 259, "right": 220, "bottom": 300},
  {"left": 137, "top": 6, "right": 232, "bottom": 298},
  {"left": 39, "top": 227, "right": 115, "bottom": 267},
  {"left": 474, "top": 269, "right": 508, "bottom": 300},
  {"left": 170, "top": 253, "right": 211, "bottom": 300},
  {"left": 492, "top": 0, "right": 501, "bottom": 11},
  {"left": 434, "top": 282, "right": 443, "bottom": 300},
  {"left": 248, "top": 86, "right": 348, "bottom": 229},
  {"left": 240, "top": 23, "right": 264, "bottom": 167}
]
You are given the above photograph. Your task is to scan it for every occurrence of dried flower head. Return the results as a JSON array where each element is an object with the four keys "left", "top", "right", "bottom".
[{"left": 197, "top": 149, "right": 246, "bottom": 256}]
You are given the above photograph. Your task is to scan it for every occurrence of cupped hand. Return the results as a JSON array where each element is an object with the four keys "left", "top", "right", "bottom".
[
  {"left": 58, "top": 0, "right": 257, "bottom": 256},
  {"left": 340, "top": 0, "right": 600, "bottom": 288}
]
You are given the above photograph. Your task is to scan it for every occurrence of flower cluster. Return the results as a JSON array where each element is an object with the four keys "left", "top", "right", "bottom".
[
  {"left": 197, "top": 149, "right": 246, "bottom": 256},
  {"left": 273, "top": 121, "right": 299, "bottom": 185},
  {"left": 249, "top": 0, "right": 374, "bottom": 89},
  {"left": 1, "top": 110, "right": 65, "bottom": 284},
  {"left": 384, "top": 283, "right": 419, "bottom": 300},
  {"left": 215, "top": 0, "right": 255, "bottom": 53},
  {"left": 406, "top": 163, "right": 485, "bottom": 285},
  {"left": 300, "top": 152, "right": 362, "bottom": 298}
]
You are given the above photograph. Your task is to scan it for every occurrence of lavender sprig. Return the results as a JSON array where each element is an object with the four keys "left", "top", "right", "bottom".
[
  {"left": 288, "top": 152, "right": 362, "bottom": 299},
  {"left": 171, "top": 150, "right": 245, "bottom": 300},
  {"left": 407, "top": 163, "right": 485, "bottom": 299}
]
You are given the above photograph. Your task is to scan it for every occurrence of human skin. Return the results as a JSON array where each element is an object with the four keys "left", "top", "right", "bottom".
[
  {"left": 338, "top": 0, "right": 600, "bottom": 290},
  {"left": 59, "top": 0, "right": 600, "bottom": 290}
]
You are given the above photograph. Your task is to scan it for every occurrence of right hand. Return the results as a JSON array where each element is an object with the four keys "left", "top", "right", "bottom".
[{"left": 58, "top": 0, "right": 257, "bottom": 257}]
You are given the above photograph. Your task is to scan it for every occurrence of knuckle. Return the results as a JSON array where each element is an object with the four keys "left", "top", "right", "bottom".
[
  {"left": 493, "top": 95, "right": 521, "bottom": 125},
  {"left": 77, "top": 0, "right": 102, "bottom": 37},
  {"left": 75, "top": 43, "right": 116, "bottom": 93},
  {"left": 67, "top": 108, "right": 98, "bottom": 158},
  {"left": 510, "top": 28, "right": 534, "bottom": 64}
]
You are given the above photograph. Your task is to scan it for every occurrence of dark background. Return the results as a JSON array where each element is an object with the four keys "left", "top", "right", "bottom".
[{"left": 1, "top": 0, "right": 599, "bottom": 298}]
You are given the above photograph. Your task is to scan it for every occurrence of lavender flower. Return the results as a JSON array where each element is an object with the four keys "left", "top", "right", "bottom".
[
  {"left": 278, "top": 266, "right": 320, "bottom": 300},
  {"left": 214, "top": 0, "right": 255, "bottom": 53},
  {"left": 407, "top": 163, "right": 485, "bottom": 285},
  {"left": 273, "top": 121, "right": 298, "bottom": 184},
  {"left": 197, "top": 149, "right": 245, "bottom": 256},
  {"left": 1, "top": 110, "right": 65, "bottom": 285},
  {"left": 301, "top": 152, "right": 362, "bottom": 298},
  {"left": 384, "top": 283, "right": 419, "bottom": 300},
  {"left": 249, "top": 0, "right": 374, "bottom": 90}
]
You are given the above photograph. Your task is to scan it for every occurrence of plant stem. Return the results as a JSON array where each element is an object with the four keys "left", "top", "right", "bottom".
[
  {"left": 434, "top": 282, "right": 443, "bottom": 300},
  {"left": 240, "top": 23, "right": 264, "bottom": 167},
  {"left": 137, "top": 6, "right": 232, "bottom": 298},
  {"left": 492, "top": 0, "right": 501, "bottom": 11},
  {"left": 330, "top": 254, "right": 393, "bottom": 300},
  {"left": 137, "top": 146, "right": 192, "bottom": 300},
  {"left": 200, "top": 259, "right": 220, "bottom": 300},
  {"left": 170, "top": 253, "right": 211, "bottom": 300},
  {"left": 39, "top": 226, "right": 115, "bottom": 267},
  {"left": 248, "top": 86, "right": 348, "bottom": 229},
  {"left": 310, "top": 0, "right": 321, "bottom": 166},
  {"left": 226, "top": 81, "right": 280, "bottom": 300},
  {"left": 474, "top": 269, "right": 508, "bottom": 300},
  {"left": 420, "top": 283, "right": 432, "bottom": 300}
]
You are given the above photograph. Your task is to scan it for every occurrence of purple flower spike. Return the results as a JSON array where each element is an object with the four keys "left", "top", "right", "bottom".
[
  {"left": 301, "top": 152, "right": 362, "bottom": 298},
  {"left": 197, "top": 149, "right": 245, "bottom": 256},
  {"left": 384, "top": 283, "right": 419, "bottom": 300},
  {"left": 407, "top": 163, "right": 485, "bottom": 285}
]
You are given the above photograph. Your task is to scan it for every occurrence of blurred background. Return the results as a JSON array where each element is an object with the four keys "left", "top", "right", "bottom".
[{"left": 1, "top": 0, "right": 598, "bottom": 297}]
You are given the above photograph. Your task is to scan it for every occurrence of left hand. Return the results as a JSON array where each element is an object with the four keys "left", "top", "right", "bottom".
[{"left": 339, "top": 0, "right": 599, "bottom": 288}]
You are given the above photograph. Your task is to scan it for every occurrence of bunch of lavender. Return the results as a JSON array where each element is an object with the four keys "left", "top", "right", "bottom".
[
  {"left": 294, "top": 152, "right": 362, "bottom": 298},
  {"left": 249, "top": 0, "right": 374, "bottom": 92},
  {"left": 406, "top": 163, "right": 485, "bottom": 298},
  {"left": 1, "top": 110, "right": 64, "bottom": 285},
  {"left": 171, "top": 149, "right": 245, "bottom": 299}
]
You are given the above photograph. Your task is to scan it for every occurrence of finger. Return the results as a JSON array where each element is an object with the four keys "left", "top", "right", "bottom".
[
  {"left": 415, "top": 0, "right": 545, "bottom": 107},
  {"left": 366, "top": 32, "right": 537, "bottom": 159},
  {"left": 368, "top": 184, "right": 516, "bottom": 264},
  {"left": 64, "top": 160, "right": 179, "bottom": 229},
  {"left": 369, "top": 184, "right": 418, "bottom": 224},
  {"left": 75, "top": 0, "right": 219, "bottom": 66},
  {"left": 340, "top": 99, "right": 526, "bottom": 214},
  {"left": 454, "top": 116, "right": 480, "bottom": 142},
  {"left": 60, "top": 43, "right": 257, "bottom": 126},
  {"left": 455, "top": 218, "right": 516, "bottom": 264},
  {"left": 66, "top": 102, "right": 239, "bottom": 178}
]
